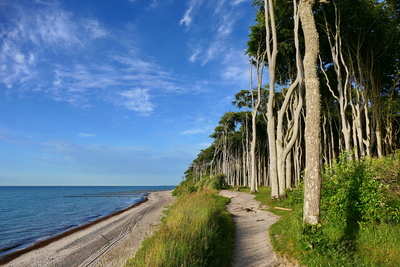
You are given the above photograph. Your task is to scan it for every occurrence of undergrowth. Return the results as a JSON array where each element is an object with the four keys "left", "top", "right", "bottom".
[
  {"left": 172, "top": 173, "right": 228, "bottom": 196},
  {"left": 256, "top": 151, "right": 400, "bottom": 267},
  {"left": 126, "top": 189, "right": 234, "bottom": 267}
]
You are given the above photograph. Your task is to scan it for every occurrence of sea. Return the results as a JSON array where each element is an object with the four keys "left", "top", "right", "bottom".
[{"left": 0, "top": 185, "right": 175, "bottom": 259}]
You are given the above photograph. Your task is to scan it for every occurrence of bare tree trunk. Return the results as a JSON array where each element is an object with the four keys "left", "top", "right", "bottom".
[
  {"left": 264, "top": 0, "right": 279, "bottom": 198},
  {"left": 300, "top": 0, "right": 322, "bottom": 225},
  {"left": 250, "top": 52, "right": 265, "bottom": 193},
  {"left": 322, "top": 4, "right": 351, "bottom": 155}
]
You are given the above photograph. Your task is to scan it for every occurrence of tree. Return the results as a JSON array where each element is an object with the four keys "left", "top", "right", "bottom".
[
  {"left": 300, "top": 0, "right": 323, "bottom": 225},
  {"left": 249, "top": 50, "right": 266, "bottom": 192}
]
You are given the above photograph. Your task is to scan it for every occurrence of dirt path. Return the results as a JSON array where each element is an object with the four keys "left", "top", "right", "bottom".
[
  {"left": 4, "top": 191, "right": 175, "bottom": 267},
  {"left": 219, "top": 190, "right": 280, "bottom": 267}
]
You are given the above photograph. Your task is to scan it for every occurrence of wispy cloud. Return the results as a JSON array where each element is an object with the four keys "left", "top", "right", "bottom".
[
  {"left": 0, "top": 1, "right": 107, "bottom": 90},
  {"left": 180, "top": 0, "right": 205, "bottom": 28},
  {"left": 220, "top": 48, "right": 250, "bottom": 85},
  {"left": 183, "top": 0, "right": 246, "bottom": 66},
  {"left": 199, "top": 143, "right": 211, "bottom": 147},
  {"left": 232, "top": 0, "right": 247, "bottom": 6},
  {"left": 39, "top": 50, "right": 196, "bottom": 110},
  {"left": 180, "top": 128, "right": 207, "bottom": 135},
  {"left": 180, "top": 6, "right": 193, "bottom": 27},
  {"left": 180, "top": 0, "right": 250, "bottom": 89},
  {"left": 118, "top": 88, "right": 155, "bottom": 115},
  {"left": 189, "top": 49, "right": 200, "bottom": 63},
  {"left": 77, "top": 133, "right": 96, "bottom": 138}
]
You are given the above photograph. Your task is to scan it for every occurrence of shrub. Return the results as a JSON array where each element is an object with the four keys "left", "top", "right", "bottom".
[
  {"left": 268, "top": 153, "right": 400, "bottom": 267},
  {"left": 322, "top": 155, "right": 400, "bottom": 226},
  {"left": 196, "top": 173, "right": 228, "bottom": 191},
  {"left": 210, "top": 173, "right": 228, "bottom": 190},
  {"left": 172, "top": 178, "right": 197, "bottom": 196}
]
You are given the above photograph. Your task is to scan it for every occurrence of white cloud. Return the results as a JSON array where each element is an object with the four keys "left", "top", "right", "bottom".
[
  {"left": 180, "top": 128, "right": 207, "bottom": 135},
  {"left": 217, "top": 14, "right": 235, "bottom": 37},
  {"left": 220, "top": 48, "right": 250, "bottom": 86},
  {"left": 232, "top": 0, "right": 247, "bottom": 6},
  {"left": 83, "top": 19, "right": 108, "bottom": 39},
  {"left": 42, "top": 50, "right": 191, "bottom": 110},
  {"left": 189, "top": 49, "right": 200, "bottom": 63},
  {"left": 119, "top": 88, "right": 155, "bottom": 114},
  {"left": 182, "top": 0, "right": 246, "bottom": 67},
  {"left": 77, "top": 133, "right": 96, "bottom": 138},
  {"left": 0, "top": 1, "right": 107, "bottom": 89},
  {"left": 199, "top": 143, "right": 211, "bottom": 147},
  {"left": 180, "top": 0, "right": 205, "bottom": 28},
  {"left": 113, "top": 54, "right": 161, "bottom": 74},
  {"left": 180, "top": 6, "right": 193, "bottom": 27}
]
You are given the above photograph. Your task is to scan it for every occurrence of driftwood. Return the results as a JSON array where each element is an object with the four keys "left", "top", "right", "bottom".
[{"left": 274, "top": 207, "right": 293, "bottom": 211}]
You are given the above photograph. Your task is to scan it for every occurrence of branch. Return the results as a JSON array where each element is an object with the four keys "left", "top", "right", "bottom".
[{"left": 274, "top": 207, "right": 293, "bottom": 211}]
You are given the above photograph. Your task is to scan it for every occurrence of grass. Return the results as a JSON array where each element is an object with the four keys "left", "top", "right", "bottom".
[
  {"left": 126, "top": 152, "right": 399, "bottom": 266},
  {"left": 125, "top": 189, "right": 234, "bottom": 267},
  {"left": 249, "top": 187, "right": 400, "bottom": 266},
  {"left": 250, "top": 152, "right": 400, "bottom": 266}
]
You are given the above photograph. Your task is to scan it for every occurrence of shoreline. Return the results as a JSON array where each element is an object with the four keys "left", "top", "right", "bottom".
[
  {"left": 0, "top": 196, "right": 148, "bottom": 265},
  {"left": 0, "top": 190, "right": 175, "bottom": 267}
]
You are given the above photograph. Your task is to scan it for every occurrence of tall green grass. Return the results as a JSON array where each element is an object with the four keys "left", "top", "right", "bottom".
[{"left": 126, "top": 190, "right": 234, "bottom": 267}]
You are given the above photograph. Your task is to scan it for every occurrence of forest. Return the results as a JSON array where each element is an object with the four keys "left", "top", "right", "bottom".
[{"left": 184, "top": 0, "right": 399, "bottom": 206}]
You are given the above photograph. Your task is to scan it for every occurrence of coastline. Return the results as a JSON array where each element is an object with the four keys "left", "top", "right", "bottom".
[{"left": 1, "top": 190, "right": 175, "bottom": 267}]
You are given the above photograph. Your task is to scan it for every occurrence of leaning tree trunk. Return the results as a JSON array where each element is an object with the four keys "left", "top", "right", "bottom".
[{"left": 300, "top": 0, "right": 322, "bottom": 225}]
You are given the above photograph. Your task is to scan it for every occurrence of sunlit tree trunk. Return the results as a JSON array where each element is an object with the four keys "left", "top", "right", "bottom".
[
  {"left": 277, "top": 1, "right": 304, "bottom": 195},
  {"left": 300, "top": 0, "right": 322, "bottom": 225},
  {"left": 264, "top": 0, "right": 279, "bottom": 198},
  {"left": 250, "top": 52, "right": 265, "bottom": 193}
]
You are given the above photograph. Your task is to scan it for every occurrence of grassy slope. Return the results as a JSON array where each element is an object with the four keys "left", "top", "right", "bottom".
[{"left": 125, "top": 189, "right": 234, "bottom": 267}]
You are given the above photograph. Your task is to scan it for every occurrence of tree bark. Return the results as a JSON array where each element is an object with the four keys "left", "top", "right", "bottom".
[
  {"left": 300, "top": 0, "right": 322, "bottom": 225},
  {"left": 264, "top": 0, "right": 279, "bottom": 198}
]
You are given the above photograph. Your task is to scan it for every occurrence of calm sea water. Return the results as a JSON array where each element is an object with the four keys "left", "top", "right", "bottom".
[{"left": 0, "top": 186, "right": 174, "bottom": 258}]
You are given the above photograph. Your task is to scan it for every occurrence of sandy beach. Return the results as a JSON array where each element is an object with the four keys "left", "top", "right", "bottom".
[{"left": 1, "top": 190, "right": 175, "bottom": 267}]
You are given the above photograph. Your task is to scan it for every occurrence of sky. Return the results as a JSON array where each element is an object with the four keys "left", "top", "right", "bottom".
[{"left": 0, "top": 0, "right": 254, "bottom": 186}]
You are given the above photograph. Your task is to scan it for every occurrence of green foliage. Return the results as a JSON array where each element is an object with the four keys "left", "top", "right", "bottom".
[
  {"left": 257, "top": 153, "right": 400, "bottom": 266},
  {"left": 197, "top": 173, "right": 228, "bottom": 191},
  {"left": 175, "top": 173, "right": 229, "bottom": 197},
  {"left": 172, "top": 178, "right": 197, "bottom": 196},
  {"left": 126, "top": 191, "right": 234, "bottom": 267},
  {"left": 322, "top": 155, "right": 400, "bottom": 226},
  {"left": 369, "top": 150, "right": 400, "bottom": 201},
  {"left": 285, "top": 183, "right": 304, "bottom": 205}
]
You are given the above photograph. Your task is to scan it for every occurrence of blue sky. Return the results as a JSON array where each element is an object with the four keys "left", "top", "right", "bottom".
[{"left": 0, "top": 0, "right": 254, "bottom": 186}]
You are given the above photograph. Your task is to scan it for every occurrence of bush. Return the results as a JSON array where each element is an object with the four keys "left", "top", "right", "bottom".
[
  {"left": 322, "top": 155, "right": 400, "bottom": 226},
  {"left": 196, "top": 173, "right": 228, "bottom": 191},
  {"left": 210, "top": 173, "right": 228, "bottom": 190},
  {"left": 267, "top": 153, "right": 400, "bottom": 267},
  {"left": 172, "top": 178, "right": 197, "bottom": 196},
  {"left": 286, "top": 182, "right": 304, "bottom": 205}
]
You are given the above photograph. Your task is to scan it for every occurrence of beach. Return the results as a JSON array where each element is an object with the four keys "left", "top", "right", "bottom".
[{"left": 1, "top": 190, "right": 175, "bottom": 267}]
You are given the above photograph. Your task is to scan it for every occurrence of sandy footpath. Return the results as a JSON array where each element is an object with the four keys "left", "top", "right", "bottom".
[
  {"left": 3, "top": 190, "right": 175, "bottom": 267},
  {"left": 219, "top": 190, "right": 280, "bottom": 267}
]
